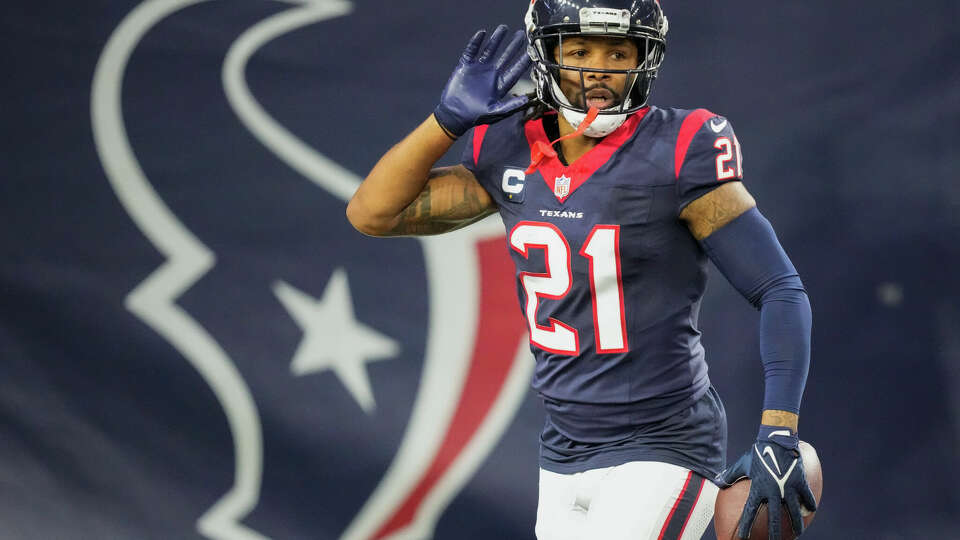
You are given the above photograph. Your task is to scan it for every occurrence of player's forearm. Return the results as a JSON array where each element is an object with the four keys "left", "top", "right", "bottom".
[
  {"left": 346, "top": 114, "right": 455, "bottom": 235},
  {"left": 757, "top": 285, "right": 811, "bottom": 415},
  {"left": 701, "top": 207, "right": 812, "bottom": 418}
]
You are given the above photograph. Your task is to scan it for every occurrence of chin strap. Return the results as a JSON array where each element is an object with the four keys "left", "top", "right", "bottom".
[{"left": 525, "top": 107, "right": 599, "bottom": 174}]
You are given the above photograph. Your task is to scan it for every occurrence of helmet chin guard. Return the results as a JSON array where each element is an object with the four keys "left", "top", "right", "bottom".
[
  {"left": 562, "top": 106, "right": 627, "bottom": 138},
  {"left": 525, "top": 0, "right": 668, "bottom": 136},
  {"left": 549, "top": 74, "right": 630, "bottom": 137}
]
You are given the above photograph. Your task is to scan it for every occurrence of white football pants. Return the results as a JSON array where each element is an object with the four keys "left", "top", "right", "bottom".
[{"left": 535, "top": 461, "right": 719, "bottom": 540}]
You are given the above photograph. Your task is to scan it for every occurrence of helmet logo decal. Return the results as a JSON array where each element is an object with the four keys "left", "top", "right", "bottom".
[{"left": 579, "top": 8, "right": 631, "bottom": 34}]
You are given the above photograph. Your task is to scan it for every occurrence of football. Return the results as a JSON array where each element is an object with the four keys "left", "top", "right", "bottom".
[{"left": 713, "top": 441, "right": 823, "bottom": 540}]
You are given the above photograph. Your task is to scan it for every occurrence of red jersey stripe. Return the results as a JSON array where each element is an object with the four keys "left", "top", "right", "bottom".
[
  {"left": 674, "top": 109, "right": 713, "bottom": 179},
  {"left": 473, "top": 124, "right": 490, "bottom": 167}
]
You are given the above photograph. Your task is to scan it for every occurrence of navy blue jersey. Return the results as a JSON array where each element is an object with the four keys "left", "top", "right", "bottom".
[{"left": 461, "top": 106, "right": 743, "bottom": 453}]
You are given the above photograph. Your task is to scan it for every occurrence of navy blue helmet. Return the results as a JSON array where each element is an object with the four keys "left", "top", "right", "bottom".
[{"left": 524, "top": 0, "right": 668, "bottom": 121}]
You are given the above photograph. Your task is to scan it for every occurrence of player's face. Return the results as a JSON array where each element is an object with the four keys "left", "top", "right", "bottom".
[{"left": 552, "top": 36, "right": 640, "bottom": 110}]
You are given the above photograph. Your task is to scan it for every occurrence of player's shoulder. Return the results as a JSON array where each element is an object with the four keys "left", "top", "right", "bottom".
[
  {"left": 469, "top": 107, "right": 528, "bottom": 151},
  {"left": 645, "top": 105, "right": 735, "bottom": 137},
  {"left": 651, "top": 105, "right": 738, "bottom": 155},
  {"left": 480, "top": 106, "right": 530, "bottom": 136},
  {"left": 642, "top": 105, "right": 742, "bottom": 180},
  {"left": 462, "top": 107, "right": 530, "bottom": 177}
]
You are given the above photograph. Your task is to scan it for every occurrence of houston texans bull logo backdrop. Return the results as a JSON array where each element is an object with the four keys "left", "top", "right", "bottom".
[
  {"left": 4, "top": 0, "right": 960, "bottom": 538},
  {"left": 91, "top": 1, "right": 533, "bottom": 538}
]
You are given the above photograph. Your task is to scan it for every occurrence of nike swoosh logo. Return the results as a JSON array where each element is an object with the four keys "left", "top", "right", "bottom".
[
  {"left": 710, "top": 117, "right": 728, "bottom": 133},
  {"left": 762, "top": 445, "right": 782, "bottom": 475},
  {"left": 768, "top": 429, "right": 793, "bottom": 439},
  {"left": 755, "top": 445, "right": 799, "bottom": 499}
]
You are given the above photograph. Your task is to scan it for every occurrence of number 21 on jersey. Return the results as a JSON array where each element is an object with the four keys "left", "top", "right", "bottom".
[{"left": 509, "top": 222, "right": 628, "bottom": 355}]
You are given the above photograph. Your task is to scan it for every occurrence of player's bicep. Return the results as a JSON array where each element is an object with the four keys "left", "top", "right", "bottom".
[
  {"left": 674, "top": 111, "right": 753, "bottom": 239},
  {"left": 680, "top": 181, "right": 756, "bottom": 241},
  {"left": 385, "top": 165, "right": 497, "bottom": 236}
]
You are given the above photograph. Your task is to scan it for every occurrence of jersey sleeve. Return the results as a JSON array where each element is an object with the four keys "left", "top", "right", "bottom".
[
  {"left": 458, "top": 124, "right": 490, "bottom": 176},
  {"left": 458, "top": 124, "right": 501, "bottom": 201},
  {"left": 673, "top": 109, "right": 744, "bottom": 214}
]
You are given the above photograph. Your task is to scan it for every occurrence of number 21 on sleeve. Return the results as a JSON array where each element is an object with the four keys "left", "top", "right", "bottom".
[{"left": 714, "top": 135, "right": 743, "bottom": 181}]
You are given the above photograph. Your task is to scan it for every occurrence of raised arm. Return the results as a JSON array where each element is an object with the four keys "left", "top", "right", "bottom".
[
  {"left": 346, "top": 25, "right": 531, "bottom": 237},
  {"left": 346, "top": 116, "right": 495, "bottom": 236}
]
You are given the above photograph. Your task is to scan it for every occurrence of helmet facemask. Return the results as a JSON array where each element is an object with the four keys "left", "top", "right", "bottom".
[{"left": 526, "top": 5, "right": 667, "bottom": 137}]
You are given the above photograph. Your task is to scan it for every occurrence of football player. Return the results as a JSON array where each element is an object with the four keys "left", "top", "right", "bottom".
[{"left": 346, "top": 1, "right": 817, "bottom": 538}]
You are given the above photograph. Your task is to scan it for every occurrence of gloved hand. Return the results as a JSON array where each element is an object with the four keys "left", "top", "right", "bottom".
[
  {"left": 719, "top": 426, "right": 818, "bottom": 539},
  {"left": 433, "top": 25, "right": 532, "bottom": 138}
]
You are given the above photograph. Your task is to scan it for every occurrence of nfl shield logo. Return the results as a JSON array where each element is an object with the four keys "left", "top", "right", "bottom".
[{"left": 554, "top": 175, "right": 571, "bottom": 199}]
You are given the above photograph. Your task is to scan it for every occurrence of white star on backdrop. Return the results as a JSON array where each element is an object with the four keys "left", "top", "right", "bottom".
[{"left": 272, "top": 269, "right": 399, "bottom": 414}]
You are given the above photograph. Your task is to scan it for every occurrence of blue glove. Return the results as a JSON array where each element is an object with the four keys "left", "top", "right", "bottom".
[
  {"left": 719, "top": 426, "right": 818, "bottom": 539},
  {"left": 433, "top": 25, "right": 532, "bottom": 138}
]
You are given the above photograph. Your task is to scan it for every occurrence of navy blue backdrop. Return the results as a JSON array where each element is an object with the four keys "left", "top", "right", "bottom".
[{"left": 3, "top": 1, "right": 959, "bottom": 538}]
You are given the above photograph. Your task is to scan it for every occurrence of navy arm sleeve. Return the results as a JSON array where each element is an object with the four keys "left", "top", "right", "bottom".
[{"left": 701, "top": 207, "right": 811, "bottom": 414}]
